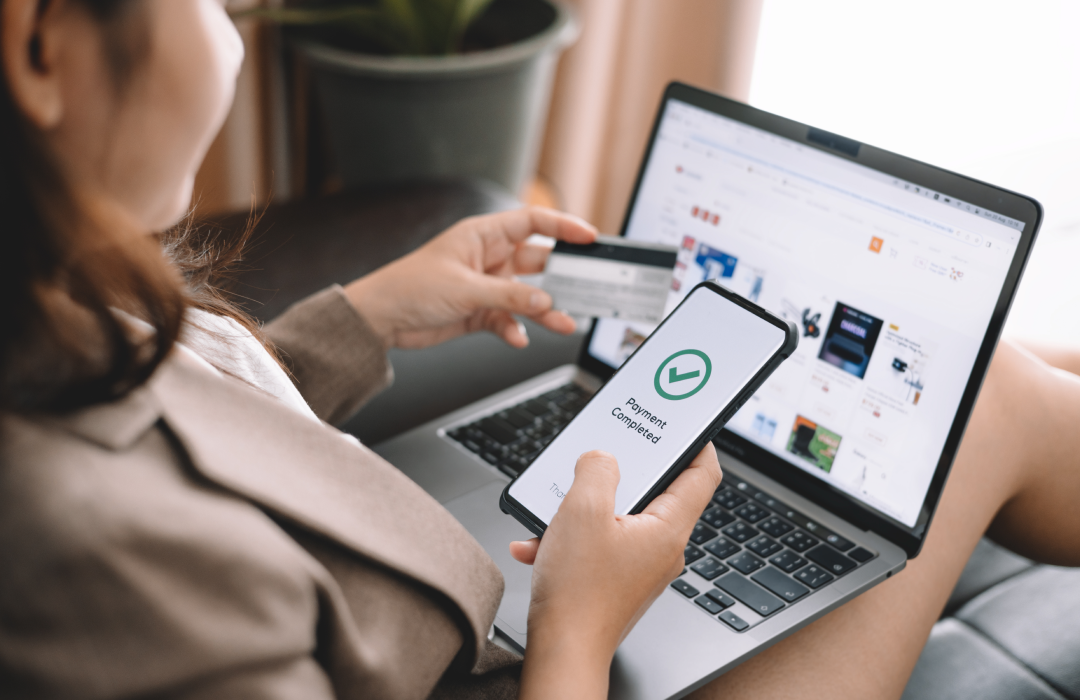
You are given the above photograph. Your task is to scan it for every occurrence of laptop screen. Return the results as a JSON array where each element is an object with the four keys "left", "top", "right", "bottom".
[{"left": 585, "top": 97, "right": 1026, "bottom": 529}]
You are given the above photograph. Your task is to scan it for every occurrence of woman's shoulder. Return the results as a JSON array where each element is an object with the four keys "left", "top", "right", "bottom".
[
  {"left": 0, "top": 411, "right": 324, "bottom": 697},
  {"left": 0, "top": 408, "right": 317, "bottom": 587}
]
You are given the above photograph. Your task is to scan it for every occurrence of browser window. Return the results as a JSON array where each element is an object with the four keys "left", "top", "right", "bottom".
[{"left": 587, "top": 99, "right": 1022, "bottom": 528}]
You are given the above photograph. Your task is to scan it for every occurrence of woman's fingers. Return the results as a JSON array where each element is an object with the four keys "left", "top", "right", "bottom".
[
  {"left": 512, "top": 242, "right": 555, "bottom": 275},
  {"left": 471, "top": 206, "right": 598, "bottom": 253},
  {"left": 472, "top": 275, "right": 554, "bottom": 317},
  {"left": 480, "top": 310, "right": 530, "bottom": 348},
  {"left": 530, "top": 309, "right": 578, "bottom": 336},
  {"left": 561, "top": 450, "right": 621, "bottom": 518},
  {"left": 641, "top": 443, "right": 723, "bottom": 528},
  {"left": 510, "top": 538, "right": 541, "bottom": 565}
]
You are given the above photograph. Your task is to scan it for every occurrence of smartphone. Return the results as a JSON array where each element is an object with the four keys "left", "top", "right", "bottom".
[{"left": 500, "top": 281, "right": 798, "bottom": 536}]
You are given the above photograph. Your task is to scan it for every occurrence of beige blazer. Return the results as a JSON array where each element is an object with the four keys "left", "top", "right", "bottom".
[{"left": 0, "top": 287, "right": 521, "bottom": 699}]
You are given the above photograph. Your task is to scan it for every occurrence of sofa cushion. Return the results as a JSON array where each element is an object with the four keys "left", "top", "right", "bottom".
[
  {"left": 943, "top": 538, "right": 1035, "bottom": 616},
  {"left": 956, "top": 566, "right": 1080, "bottom": 700},
  {"left": 901, "top": 618, "right": 1066, "bottom": 700}
]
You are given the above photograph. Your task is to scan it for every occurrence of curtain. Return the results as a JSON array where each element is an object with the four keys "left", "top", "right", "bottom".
[{"left": 538, "top": 0, "right": 764, "bottom": 233}]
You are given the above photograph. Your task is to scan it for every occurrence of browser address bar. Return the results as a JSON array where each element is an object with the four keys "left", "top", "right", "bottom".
[{"left": 688, "top": 134, "right": 984, "bottom": 246}]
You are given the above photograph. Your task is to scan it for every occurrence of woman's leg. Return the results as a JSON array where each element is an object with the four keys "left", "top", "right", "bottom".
[{"left": 691, "top": 340, "right": 1080, "bottom": 699}]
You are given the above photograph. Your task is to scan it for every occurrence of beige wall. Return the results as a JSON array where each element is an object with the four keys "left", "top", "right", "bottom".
[{"left": 192, "top": 4, "right": 275, "bottom": 217}]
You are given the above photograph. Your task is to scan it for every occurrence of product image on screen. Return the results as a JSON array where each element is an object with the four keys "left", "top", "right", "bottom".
[
  {"left": 585, "top": 98, "right": 1026, "bottom": 528},
  {"left": 818, "top": 303, "right": 883, "bottom": 380},
  {"left": 507, "top": 286, "right": 788, "bottom": 527}
]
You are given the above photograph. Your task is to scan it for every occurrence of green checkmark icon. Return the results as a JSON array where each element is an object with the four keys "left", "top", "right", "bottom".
[
  {"left": 655, "top": 349, "right": 712, "bottom": 400},
  {"left": 668, "top": 366, "right": 701, "bottom": 383}
]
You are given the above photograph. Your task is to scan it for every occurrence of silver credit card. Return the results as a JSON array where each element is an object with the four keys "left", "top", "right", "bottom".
[{"left": 541, "top": 235, "right": 677, "bottom": 323}]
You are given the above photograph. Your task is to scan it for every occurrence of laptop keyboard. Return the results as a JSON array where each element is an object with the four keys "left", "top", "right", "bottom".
[
  {"left": 443, "top": 382, "right": 878, "bottom": 633},
  {"left": 674, "top": 477, "right": 877, "bottom": 631},
  {"left": 445, "top": 383, "right": 589, "bottom": 478}
]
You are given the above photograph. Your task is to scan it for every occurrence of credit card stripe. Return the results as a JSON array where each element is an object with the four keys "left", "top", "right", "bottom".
[{"left": 552, "top": 241, "right": 677, "bottom": 268}]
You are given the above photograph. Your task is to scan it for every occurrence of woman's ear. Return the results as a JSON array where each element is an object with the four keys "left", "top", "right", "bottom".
[{"left": 2, "top": 0, "right": 67, "bottom": 129}]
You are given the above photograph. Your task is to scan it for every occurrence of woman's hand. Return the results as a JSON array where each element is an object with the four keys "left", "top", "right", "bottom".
[
  {"left": 343, "top": 207, "right": 597, "bottom": 350},
  {"left": 512, "top": 445, "right": 723, "bottom": 700}
]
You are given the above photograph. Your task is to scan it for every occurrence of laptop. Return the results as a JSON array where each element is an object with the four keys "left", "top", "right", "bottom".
[{"left": 375, "top": 82, "right": 1041, "bottom": 699}]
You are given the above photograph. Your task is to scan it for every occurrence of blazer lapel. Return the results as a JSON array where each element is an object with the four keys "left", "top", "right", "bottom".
[{"left": 148, "top": 349, "right": 504, "bottom": 667}]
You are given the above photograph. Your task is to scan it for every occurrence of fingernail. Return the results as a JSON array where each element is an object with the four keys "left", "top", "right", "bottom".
[{"left": 517, "top": 321, "right": 528, "bottom": 342}]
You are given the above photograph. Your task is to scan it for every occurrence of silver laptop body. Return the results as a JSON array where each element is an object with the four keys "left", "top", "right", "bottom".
[{"left": 375, "top": 83, "right": 1041, "bottom": 699}]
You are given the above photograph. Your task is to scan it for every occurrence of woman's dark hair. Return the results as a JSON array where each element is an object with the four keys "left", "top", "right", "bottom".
[{"left": 0, "top": 0, "right": 271, "bottom": 413}]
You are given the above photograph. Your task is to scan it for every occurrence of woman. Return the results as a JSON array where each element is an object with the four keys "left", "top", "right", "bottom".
[{"left": 1, "top": 1, "right": 1077, "bottom": 699}]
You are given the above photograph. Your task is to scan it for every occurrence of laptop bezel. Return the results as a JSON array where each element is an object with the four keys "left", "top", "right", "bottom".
[{"left": 576, "top": 81, "right": 1042, "bottom": 558}]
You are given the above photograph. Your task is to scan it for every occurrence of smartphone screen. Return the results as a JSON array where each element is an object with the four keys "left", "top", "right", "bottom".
[{"left": 506, "top": 284, "right": 793, "bottom": 527}]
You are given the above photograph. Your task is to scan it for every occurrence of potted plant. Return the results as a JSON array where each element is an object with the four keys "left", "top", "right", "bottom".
[{"left": 244, "top": 0, "right": 577, "bottom": 196}]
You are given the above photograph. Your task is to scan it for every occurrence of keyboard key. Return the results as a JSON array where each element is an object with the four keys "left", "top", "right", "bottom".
[
  {"left": 714, "top": 488, "right": 747, "bottom": 510},
  {"left": 704, "top": 537, "right": 741, "bottom": 560},
  {"left": 849, "top": 547, "right": 875, "bottom": 563},
  {"left": 758, "top": 516, "right": 794, "bottom": 538},
  {"left": 556, "top": 396, "right": 585, "bottom": 412},
  {"left": 773, "top": 506, "right": 821, "bottom": 536},
  {"left": 478, "top": 437, "right": 503, "bottom": 453},
  {"left": 480, "top": 451, "right": 502, "bottom": 465},
  {"left": 747, "top": 535, "right": 783, "bottom": 558},
  {"left": 701, "top": 506, "right": 736, "bottom": 529},
  {"left": 753, "top": 492, "right": 790, "bottom": 513},
  {"left": 522, "top": 399, "right": 553, "bottom": 418},
  {"left": 719, "top": 610, "right": 749, "bottom": 631},
  {"left": 752, "top": 567, "right": 810, "bottom": 602},
  {"left": 728, "top": 552, "right": 765, "bottom": 575},
  {"left": 695, "top": 596, "right": 724, "bottom": 615},
  {"left": 533, "top": 423, "right": 557, "bottom": 437},
  {"left": 502, "top": 408, "right": 536, "bottom": 429},
  {"left": 795, "top": 565, "right": 834, "bottom": 589},
  {"left": 721, "top": 521, "right": 758, "bottom": 543},
  {"left": 728, "top": 479, "right": 763, "bottom": 499},
  {"left": 705, "top": 588, "right": 736, "bottom": 608},
  {"left": 691, "top": 556, "right": 729, "bottom": 581},
  {"left": 671, "top": 579, "right": 700, "bottom": 598},
  {"left": 498, "top": 459, "right": 525, "bottom": 478},
  {"left": 511, "top": 440, "right": 543, "bottom": 457},
  {"left": 807, "top": 544, "right": 857, "bottom": 576},
  {"left": 543, "top": 417, "right": 569, "bottom": 432},
  {"left": 781, "top": 530, "right": 818, "bottom": 553},
  {"left": 769, "top": 550, "right": 807, "bottom": 573},
  {"left": 684, "top": 544, "right": 705, "bottom": 565},
  {"left": 734, "top": 502, "right": 770, "bottom": 523},
  {"left": 824, "top": 532, "right": 855, "bottom": 552},
  {"left": 715, "top": 572, "right": 785, "bottom": 617},
  {"left": 799, "top": 514, "right": 838, "bottom": 542},
  {"left": 690, "top": 523, "right": 719, "bottom": 545},
  {"left": 463, "top": 439, "right": 482, "bottom": 453},
  {"left": 478, "top": 418, "right": 519, "bottom": 445}
]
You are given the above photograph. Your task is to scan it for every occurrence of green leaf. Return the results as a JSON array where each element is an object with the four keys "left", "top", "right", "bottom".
[
  {"left": 236, "top": 0, "right": 497, "bottom": 56},
  {"left": 447, "top": 0, "right": 495, "bottom": 52}
]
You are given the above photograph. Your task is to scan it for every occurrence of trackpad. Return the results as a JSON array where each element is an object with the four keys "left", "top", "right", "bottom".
[{"left": 443, "top": 481, "right": 534, "bottom": 637}]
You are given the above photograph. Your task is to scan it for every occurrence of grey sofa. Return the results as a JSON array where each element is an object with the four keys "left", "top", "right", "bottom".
[
  {"left": 904, "top": 539, "right": 1080, "bottom": 700},
  {"left": 224, "top": 180, "right": 1080, "bottom": 699}
]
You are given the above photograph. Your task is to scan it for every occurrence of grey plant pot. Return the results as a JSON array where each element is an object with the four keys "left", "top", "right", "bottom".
[{"left": 297, "top": 0, "right": 578, "bottom": 196}]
